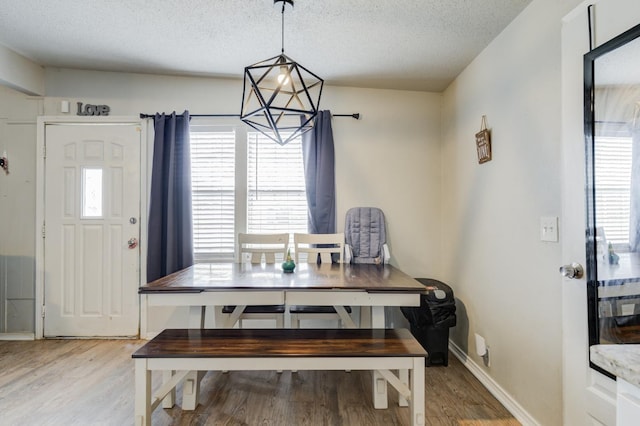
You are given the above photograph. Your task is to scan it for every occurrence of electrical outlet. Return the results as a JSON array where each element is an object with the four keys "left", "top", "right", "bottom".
[{"left": 475, "top": 333, "right": 490, "bottom": 367}]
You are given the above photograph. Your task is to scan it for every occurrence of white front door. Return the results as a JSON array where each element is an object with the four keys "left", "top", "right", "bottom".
[{"left": 43, "top": 123, "right": 141, "bottom": 337}]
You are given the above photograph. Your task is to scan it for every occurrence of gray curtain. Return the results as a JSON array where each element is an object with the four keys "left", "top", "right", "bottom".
[
  {"left": 302, "top": 110, "right": 336, "bottom": 235},
  {"left": 147, "top": 111, "right": 194, "bottom": 282}
]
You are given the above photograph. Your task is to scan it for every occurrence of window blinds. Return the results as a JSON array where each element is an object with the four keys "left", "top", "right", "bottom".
[
  {"left": 190, "top": 129, "right": 236, "bottom": 261},
  {"left": 190, "top": 128, "right": 309, "bottom": 262},
  {"left": 247, "top": 132, "right": 308, "bottom": 235},
  {"left": 594, "top": 134, "right": 632, "bottom": 247}
]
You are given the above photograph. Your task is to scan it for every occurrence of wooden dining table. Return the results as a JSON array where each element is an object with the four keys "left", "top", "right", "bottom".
[
  {"left": 139, "top": 261, "right": 426, "bottom": 410},
  {"left": 140, "top": 261, "right": 426, "bottom": 328}
]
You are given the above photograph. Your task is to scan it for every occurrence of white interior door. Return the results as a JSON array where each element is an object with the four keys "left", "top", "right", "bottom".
[
  {"left": 43, "top": 123, "right": 141, "bottom": 337},
  {"left": 559, "top": 3, "right": 640, "bottom": 424},
  {"left": 561, "top": 8, "right": 594, "bottom": 422}
]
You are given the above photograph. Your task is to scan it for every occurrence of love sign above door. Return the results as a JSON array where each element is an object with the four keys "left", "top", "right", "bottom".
[{"left": 76, "top": 102, "right": 110, "bottom": 116}]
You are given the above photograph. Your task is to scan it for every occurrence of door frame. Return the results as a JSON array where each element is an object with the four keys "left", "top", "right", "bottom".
[{"left": 35, "top": 116, "right": 148, "bottom": 339}]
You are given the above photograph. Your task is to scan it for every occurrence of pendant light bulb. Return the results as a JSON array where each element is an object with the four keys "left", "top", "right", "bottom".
[
  {"left": 276, "top": 73, "right": 289, "bottom": 85},
  {"left": 277, "top": 67, "right": 290, "bottom": 85}
]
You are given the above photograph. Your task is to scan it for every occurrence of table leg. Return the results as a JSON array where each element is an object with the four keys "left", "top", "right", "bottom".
[
  {"left": 181, "top": 370, "right": 201, "bottom": 410},
  {"left": 188, "top": 305, "right": 206, "bottom": 328},
  {"left": 360, "top": 306, "right": 372, "bottom": 328},
  {"left": 334, "top": 305, "right": 357, "bottom": 329},
  {"left": 184, "top": 305, "right": 205, "bottom": 407},
  {"left": 225, "top": 305, "right": 247, "bottom": 328},
  {"left": 213, "top": 305, "right": 224, "bottom": 328},
  {"left": 373, "top": 372, "right": 389, "bottom": 409},
  {"left": 399, "top": 369, "right": 409, "bottom": 406},
  {"left": 371, "top": 305, "right": 388, "bottom": 409},
  {"left": 134, "top": 359, "right": 151, "bottom": 426},
  {"left": 162, "top": 370, "right": 175, "bottom": 408},
  {"left": 371, "top": 306, "right": 385, "bottom": 328},
  {"left": 186, "top": 304, "right": 244, "bottom": 406}
]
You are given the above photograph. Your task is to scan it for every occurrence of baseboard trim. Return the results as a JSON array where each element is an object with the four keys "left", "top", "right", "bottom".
[
  {"left": 0, "top": 333, "right": 35, "bottom": 341},
  {"left": 449, "top": 340, "right": 540, "bottom": 426},
  {"left": 142, "top": 331, "right": 160, "bottom": 340}
]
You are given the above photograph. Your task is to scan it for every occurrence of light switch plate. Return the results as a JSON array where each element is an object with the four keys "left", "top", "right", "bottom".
[{"left": 540, "top": 216, "right": 559, "bottom": 242}]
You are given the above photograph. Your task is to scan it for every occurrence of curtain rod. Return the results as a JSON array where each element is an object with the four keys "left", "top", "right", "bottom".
[{"left": 139, "top": 113, "right": 360, "bottom": 119}]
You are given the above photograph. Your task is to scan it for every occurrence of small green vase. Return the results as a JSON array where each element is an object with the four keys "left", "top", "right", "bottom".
[{"left": 282, "top": 250, "right": 296, "bottom": 273}]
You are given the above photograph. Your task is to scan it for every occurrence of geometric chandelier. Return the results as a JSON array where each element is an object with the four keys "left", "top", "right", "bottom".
[{"left": 240, "top": 0, "right": 324, "bottom": 145}]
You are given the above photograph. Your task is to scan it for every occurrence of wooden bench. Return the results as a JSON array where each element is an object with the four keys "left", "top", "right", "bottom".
[{"left": 132, "top": 328, "right": 427, "bottom": 426}]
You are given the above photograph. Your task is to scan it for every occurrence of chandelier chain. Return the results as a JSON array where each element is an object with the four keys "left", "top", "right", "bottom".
[{"left": 281, "top": 1, "right": 286, "bottom": 53}]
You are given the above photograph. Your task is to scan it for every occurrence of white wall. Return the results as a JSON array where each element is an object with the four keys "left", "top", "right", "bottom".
[
  {"left": 0, "top": 85, "right": 41, "bottom": 334},
  {"left": 0, "top": 44, "right": 44, "bottom": 96},
  {"left": 441, "top": 0, "right": 582, "bottom": 424},
  {"left": 40, "top": 69, "right": 443, "bottom": 331}
]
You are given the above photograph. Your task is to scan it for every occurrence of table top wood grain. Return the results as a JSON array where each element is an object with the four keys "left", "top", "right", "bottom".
[
  {"left": 139, "top": 262, "right": 426, "bottom": 293},
  {"left": 132, "top": 328, "right": 428, "bottom": 358}
]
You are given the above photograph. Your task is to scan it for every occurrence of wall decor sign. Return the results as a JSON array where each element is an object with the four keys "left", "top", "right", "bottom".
[
  {"left": 475, "top": 115, "right": 491, "bottom": 164},
  {"left": 76, "top": 102, "right": 110, "bottom": 116}
]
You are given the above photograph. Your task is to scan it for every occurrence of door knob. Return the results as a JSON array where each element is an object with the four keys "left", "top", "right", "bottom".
[
  {"left": 128, "top": 238, "right": 138, "bottom": 249},
  {"left": 559, "top": 263, "right": 584, "bottom": 279}
]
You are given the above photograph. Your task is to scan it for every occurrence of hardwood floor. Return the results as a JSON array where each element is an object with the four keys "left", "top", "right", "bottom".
[{"left": 0, "top": 339, "right": 520, "bottom": 425}]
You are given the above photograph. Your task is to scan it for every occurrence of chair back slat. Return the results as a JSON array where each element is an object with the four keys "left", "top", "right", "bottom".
[
  {"left": 293, "top": 233, "right": 344, "bottom": 264},
  {"left": 238, "top": 233, "right": 289, "bottom": 264}
]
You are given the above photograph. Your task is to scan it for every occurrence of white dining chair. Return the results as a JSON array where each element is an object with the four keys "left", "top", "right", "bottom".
[
  {"left": 221, "top": 233, "right": 289, "bottom": 328},
  {"left": 289, "top": 232, "right": 352, "bottom": 328}
]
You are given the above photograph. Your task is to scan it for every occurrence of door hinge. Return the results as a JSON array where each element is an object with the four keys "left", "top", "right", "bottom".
[
  {"left": 42, "top": 144, "right": 46, "bottom": 159},
  {"left": 41, "top": 223, "right": 45, "bottom": 238},
  {"left": 41, "top": 305, "right": 46, "bottom": 318}
]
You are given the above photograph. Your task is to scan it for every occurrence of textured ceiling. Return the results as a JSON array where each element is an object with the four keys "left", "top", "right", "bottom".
[{"left": 0, "top": 0, "right": 532, "bottom": 92}]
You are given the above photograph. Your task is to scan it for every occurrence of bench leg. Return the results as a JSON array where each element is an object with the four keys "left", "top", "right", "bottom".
[
  {"left": 410, "top": 357, "right": 426, "bottom": 426},
  {"left": 181, "top": 370, "right": 202, "bottom": 410},
  {"left": 134, "top": 359, "right": 151, "bottom": 426}
]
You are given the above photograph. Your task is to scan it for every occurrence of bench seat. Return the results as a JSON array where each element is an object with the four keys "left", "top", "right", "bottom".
[{"left": 132, "top": 328, "right": 426, "bottom": 426}]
